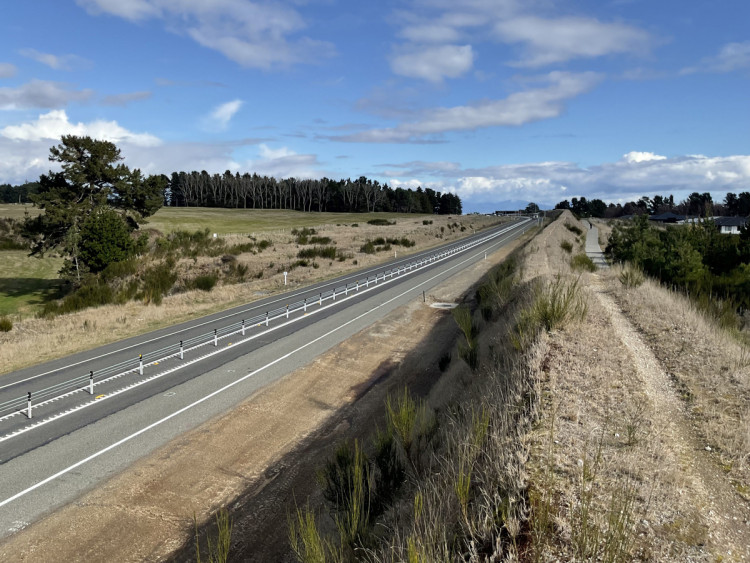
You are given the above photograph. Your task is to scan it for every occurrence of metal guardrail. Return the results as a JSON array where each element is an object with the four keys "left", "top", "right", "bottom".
[{"left": 0, "top": 219, "right": 530, "bottom": 422}]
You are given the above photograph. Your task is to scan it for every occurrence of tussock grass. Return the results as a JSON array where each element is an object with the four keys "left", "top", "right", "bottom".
[{"left": 570, "top": 253, "right": 596, "bottom": 272}]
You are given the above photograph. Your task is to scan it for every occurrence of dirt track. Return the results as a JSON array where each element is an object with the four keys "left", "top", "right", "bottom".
[{"left": 0, "top": 228, "right": 527, "bottom": 562}]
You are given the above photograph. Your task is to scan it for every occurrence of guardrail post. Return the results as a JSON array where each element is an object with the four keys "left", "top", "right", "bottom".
[
  {"left": 366, "top": 278, "right": 369, "bottom": 288},
  {"left": 333, "top": 288, "right": 336, "bottom": 301},
  {"left": 304, "top": 298, "right": 307, "bottom": 312},
  {"left": 241, "top": 319, "right": 245, "bottom": 336},
  {"left": 375, "top": 274, "right": 378, "bottom": 284},
  {"left": 356, "top": 281, "right": 359, "bottom": 291},
  {"left": 89, "top": 370, "right": 94, "bottom": 394},
  {"left": 139, "top": 354, "right": 143, "bottom": 375},
  {"left": 286, "top": 305, "right": 289, "bottom": 318},
  {"left": 266, "top": 312, "right": 269, "bottom": 326},
  {"left": 214, "top": 328, "right": 218, "bottom": 346},
  {"left": 319, "top": 293, "right": 322, "bottom": 305},
  {"left": 345, "top": 285, "right": 348, "bottom": 296},
  {"left": 484, "top": 252, "right": 487, "bottom": 260},
  {"left": 180, "top": 340, "right": 184, "bottom": 360},
  {"left": 27, "top": 392, "right": 32, "bottom": 419}
]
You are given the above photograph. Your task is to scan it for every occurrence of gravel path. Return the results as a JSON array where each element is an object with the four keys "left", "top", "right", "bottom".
[{"left": 585, "top": 221, "right": 608, "bottom": 269}]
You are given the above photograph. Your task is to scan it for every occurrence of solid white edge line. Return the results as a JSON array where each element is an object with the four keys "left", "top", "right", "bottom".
[
  {"left": 0, "top": 221, "right": 522, "bottom": 390},
  {"left": 0, "top": 221, "right": 531, "bottom": 509}
]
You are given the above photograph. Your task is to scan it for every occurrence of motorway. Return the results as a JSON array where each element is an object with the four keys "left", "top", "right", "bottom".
[{"left": 0, "top": 217, "right": 535, "bottom": 538}]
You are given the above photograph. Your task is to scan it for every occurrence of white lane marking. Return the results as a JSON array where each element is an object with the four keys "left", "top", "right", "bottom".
[
  {"left": 0, "top": 221, "right": 524, "bottom": 391},
  {"left": 0, "top": 222, "right": 528, "bottom": 437},
  {"left": 0, "top": 223, "right": 526, "bottom": 510}
]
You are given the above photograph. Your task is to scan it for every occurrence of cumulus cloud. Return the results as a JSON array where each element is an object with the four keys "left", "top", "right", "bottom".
[
  {"left": 0, "top": 63, "right": 17, "bottom": 78},
  {"left": 249, "top": 143, "right": 320, "bottom": 178},
  {"left": 1, "top": 109, "right": 161, "bottom": 147},
  {"left": 622, "top": 151, "right": 667, "bottom": 163},
  {"left": 381, "top": 153, "right": 750, "bottom": 208},
  {"left": 495, "top": 16, "right": 650, "bottom": 67},
  {"left": 333, "top": 71, "right": 600, "bottom": 143},
  {"left": 681, "top": 41, "right": 750, "bottom": 74},
  {"left": 390, "top": 44, "right": 474, "bottom": 82},
  {"left": 77, "top": 0, "right": 335, "bottom": 69},
  {"left": 19, "top": 48, "right": 90, "bottom": 71},
  {"left": 0, "top": 80, "right": 93, "bottom": 110},
  {"left": 205, "top": 99, "right": 243, "bottom": 131},
  {"left": 101, "top": 90, "right": 152, "bottom": 106}
]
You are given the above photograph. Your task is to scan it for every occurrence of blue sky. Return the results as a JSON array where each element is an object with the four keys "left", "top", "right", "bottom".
[{"left": 1, "top": 0, "right": 749, "bottom": 212}]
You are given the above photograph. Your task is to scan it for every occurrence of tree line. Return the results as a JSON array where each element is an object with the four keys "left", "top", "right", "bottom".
[
  {"left": 166, "top": 171, "right": 462, "bottom": 215},
  {"left": 556, "top": 191, "right": 750, "bottom": 218}
]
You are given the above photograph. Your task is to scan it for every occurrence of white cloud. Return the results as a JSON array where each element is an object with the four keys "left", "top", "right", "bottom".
[
  {"left": 205, "top": 99, "right": 243, "bottom": 131},
  {"left": 495, "top": 16, "right": 650, "bottom": 67},
  {"left": 77, "top": 0, "right": 335, "bottom": 69},
  {"left": 0, "top": 80, "right": 93, "bottom": 110},
  {"left": 250, "top": 144, "right": 320, "bottom": 178},
  {"left": 0, "top": 63, "right": 17, "bottom": 78},
  {"left": 622, "top": 151, "right": 667, "bottom": 163},
  {"left": 381, "top": 153, "right": 750, "bottom": 207},
  {"left": 681, "top": 41, "right": 750, "bottom": 74},
  {"left": 19, "top": 48, "right": 89, "bottom": 71},
  {"left": 1, "top": 109, "right": 161, "bottom": 147},
  {"left": 390, "top": 44, "right": 474, "bottom": 82},
  {"left": 334, "top": 71, "right": 600, "bottom": 143},
  {"left": 101, "top": 90, "right": 152, "bottom": 106}
]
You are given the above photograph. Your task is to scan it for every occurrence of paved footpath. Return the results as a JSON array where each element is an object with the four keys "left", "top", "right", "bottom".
[{"left": 585, "top": 221, "right": 609, "bottom": 269}]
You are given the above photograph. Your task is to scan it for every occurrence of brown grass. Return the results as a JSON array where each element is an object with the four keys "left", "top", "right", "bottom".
[{"left": 0, "top": 214, "right": 506, "bottom": 375}]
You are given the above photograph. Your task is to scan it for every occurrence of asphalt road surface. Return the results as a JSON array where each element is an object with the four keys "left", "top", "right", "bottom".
[{"left": 0, "top": 217, "right": 533, "bottom": 538}]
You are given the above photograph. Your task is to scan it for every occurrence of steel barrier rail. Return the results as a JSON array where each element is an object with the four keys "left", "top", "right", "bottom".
[{"left": 0, "top": 218, "right": 531, "bottom": 422}]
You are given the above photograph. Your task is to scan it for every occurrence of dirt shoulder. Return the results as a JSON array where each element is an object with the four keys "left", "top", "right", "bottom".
[{"left": 0, "top": 224, "right": 529, "bottom": 562}]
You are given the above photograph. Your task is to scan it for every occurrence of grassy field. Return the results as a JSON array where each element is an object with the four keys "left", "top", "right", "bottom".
[
  {"left": 143, "top": 208, "right": 431, "bottom": 235},
  {"left": 0, "top": 203, "right": 40, "bottom": 221},
  {"left": 0, "top": 250, "right": 63, "bottom": 316}
]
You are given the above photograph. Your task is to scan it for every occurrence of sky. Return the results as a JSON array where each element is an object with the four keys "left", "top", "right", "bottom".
[{"left": 0, "top": 0, "right": 749, "bottom": 213}]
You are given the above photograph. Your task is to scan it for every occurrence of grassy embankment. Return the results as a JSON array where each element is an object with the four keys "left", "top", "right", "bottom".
[{"left": 276, "top": 210, "right": 749, "bottom": 562}]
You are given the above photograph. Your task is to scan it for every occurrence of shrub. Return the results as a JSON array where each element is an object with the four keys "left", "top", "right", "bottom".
[
  {"left": 351, "top": 223, "right": 359, "bottom": 227},
  {"left": 367, "top": 219, "right": 396, "bottom": 226},
  {"left": 0, "top": 316, "right": 12, "bottom": 332},
  {"left": 140, "top": 260, "right": 177, "bottom": 304},
  {"left": 101, "top": 258, "right": 139, "bottom": 281},
  {"left": 564, "top": 222, "right": 584, "bottom": 236},
  {"left": 619, "top": 265, "right": 644, "bottom": 288},
  {"left": 422, "top": 220, "right": 433, "bottom": 225},
  {"left": 360, "top": 241, "right": 376, "bottom": 254},
  {"left": 570, "top": 253, "right": 597, "bottom": 272},
  {"left": 560, "top": 240, "right": 573, "bottom": 254},
  {"left": 193, "top": 274, "right": 218, "bottom": 292},
  {"left": 298, "top": 246, "right": 337, "bottom": 260}
]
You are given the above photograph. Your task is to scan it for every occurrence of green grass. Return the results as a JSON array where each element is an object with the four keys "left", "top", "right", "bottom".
[
  {"left": 0, "top": 203, "right": 41, "bottom": 221},
  {"left": 144, "top": 208, "right": 429, "bottom": 235},
  {"left": 0, "top": 250, "right": 63, "bottom": 315}
]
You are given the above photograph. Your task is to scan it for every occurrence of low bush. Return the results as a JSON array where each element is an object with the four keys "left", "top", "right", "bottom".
[
  {"left": 140, "top": 260, "right": 178, "bottom": 305},
  {"left": 367, "top": 219, "right": 396, "bottom": 226},
  {"left": 570, "top": 253, "right": 597, "bottom": 272},
  {"left": 560, "top": 240, "right": 573, "bottom": 253},
  {"left": 618, "top": 265, "right": 644, "bottom": 288},
  {"left": 0, "top": 316, "right": 12, "bottom": 332},
  {"left": 422, "top": 220, "right": 433, "bottom": 225},
  {"left": 193, "top": 274, "right": 218, "bottom": 292},
  {"left": 360, "top": 241, "right": 376, "bottom": 254},
  {"left": 564, "top": 222, "right": 584, "bottom": 236},
  {"left": 298, "top": 246, "right": 337, "bottom": 260}
]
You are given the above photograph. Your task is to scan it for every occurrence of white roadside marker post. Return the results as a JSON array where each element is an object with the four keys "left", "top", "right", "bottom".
[
  {"left": 180, "top": 340, "right": 184, "bottom": 360},
  {"left": 139, "top": 354, "right": 143, "bottom": 375},
  {"left": 89, "top": 371, "right": 94, "bottom": 395},
  {"left": 27, "top": 392, "right": 32, "bottom": 419},
  {"left": 241, "top": 319, "right": 245, "bottom": 336},
  {"left": 266, "top": 312, "right": 269, "bottom": 326},
  {"left": 283, "top": 271, "right": 288, "bottom": 286},
  {"left": 214, "top": 328, "right": 218, "bottom": 347}
]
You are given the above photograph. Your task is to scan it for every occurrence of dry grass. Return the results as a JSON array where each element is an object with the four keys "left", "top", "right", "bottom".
[
  {"left": 0, "top": 203, "right": 40, "bottom": 221},
  {"left": 0, "top": 214, "right": 506, "bottom": 375},
  {"left": 604, "top": 265, "right": 750, "bottom": 490}
]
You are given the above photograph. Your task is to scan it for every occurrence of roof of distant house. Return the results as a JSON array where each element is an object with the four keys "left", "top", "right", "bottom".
[
  {"left": 649, "top": 212, "right": 687, "bottom": 222},
  {"left": 714, "top": 216, "right": 748, "bottom": 227}
]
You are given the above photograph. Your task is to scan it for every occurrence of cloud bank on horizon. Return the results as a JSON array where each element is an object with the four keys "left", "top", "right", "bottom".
[{"left": 0, "top": 0, "right": 748, "bottom": 211}]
